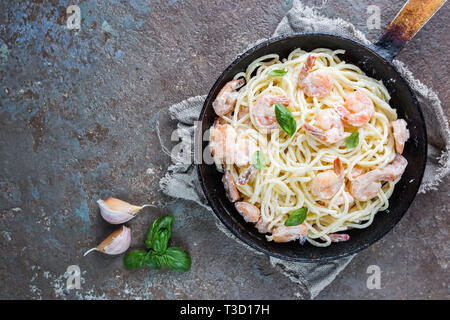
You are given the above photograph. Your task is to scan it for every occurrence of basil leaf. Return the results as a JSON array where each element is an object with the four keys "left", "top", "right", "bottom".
[
  {"left": 146, "top": 252, "right": 164, "bottom": 270},
  {"left": 345, "top": 131, "right": 359, "bottom": 149},
  {"left": 285, "top": 207, "right": 308, "bottom": 226},
  {"left": 162, "top": 247, "right": 191, "bottom": 272},
  {"left": 269, "top": 69, "right": 287, "bottom": 77},
  {"left": 253, "top": 151, "right": 266, "bottom": 170},
  {"left": 152, "top": 228, "right": 170, "bottom": 254},
  {"left": 146, "top": 215, "right": 174, "bottom": 250},
  {"left": 123, "top": 250, "right": 149, "bottom": 269},
  {"left": 275, "top": 102, "right": 296, "bottom": 136}
]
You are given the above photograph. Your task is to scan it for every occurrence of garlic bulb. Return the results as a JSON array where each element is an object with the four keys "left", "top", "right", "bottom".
[
  {"left": 84, "top": 226, "right": 131, "bottom": 256},
  {"left": 97, "top": 197, "right": 154, "bottom": 224}
]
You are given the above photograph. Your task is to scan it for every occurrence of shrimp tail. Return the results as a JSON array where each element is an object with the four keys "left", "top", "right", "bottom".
[
  {"left": 232, "top": 78, "right": 246, "bottom": 90},
  {"left": 329, "top": 233, "right": 350, "bottom": 242},
  {"left": 270, "top": 96, "right": 291, "bottom": 106},
  {"left": 379, "top": 154, "right": 408, "bottom": 181},
  {"left": 299, "top": 234, "right": 307, "bottom": 245},
  {"left": 222, "top": 169, "right": 240, "bottom": 202},
  {"left": 334, "top": 92, "right": 374, "bottom": 127},
  {"left": 333, "top": 104, "right": 350, "bottom": 122},
  {"left": 333, "top": 157, "right": 343, "bottom": 176},
  {"left": 212, "top": 79, "right": 246, "bottom": 116},
  {"left": 334, "top": 157, "right": 345, "bottom": 187},
  {"left": 237, "top": 165, "right": 257, "bottom": 186},
  {"left": 298, "top": 55, "right": 316, "bottom": 82},
  {"left": 255, "top": 218, "right": 270, "bottom": 234},
  {"left": 304, "top": 123, "right": 325, "bottom": 138},
  {"left": 234, "top": 201, "right": 261, "bottom": 223},
  {"left": 391, "top": 119, "right": 410, "bottom": 154}
]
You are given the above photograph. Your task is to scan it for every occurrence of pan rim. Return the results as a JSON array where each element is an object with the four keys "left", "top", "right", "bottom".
[{"left": 196, "top": 32, "right": 427, "bottom": 262}]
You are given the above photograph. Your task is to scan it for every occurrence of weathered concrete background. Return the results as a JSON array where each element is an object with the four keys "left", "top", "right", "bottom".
[{"left": 0, "top": 0, "right": 448, "bottom": 299}]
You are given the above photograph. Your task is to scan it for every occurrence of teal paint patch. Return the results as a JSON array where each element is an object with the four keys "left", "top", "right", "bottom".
[
  {"left": 78, "top": 0, "right": 99, "bottom": 28},
  {"left": 27, "top": 177, "right": 40, "bottom": 200},
  {"left": 74, "top": 198, "right": 90, "bottom": 228},
  {"left": 0, "top": 42, "right": 9, "bottom": 65},
  {"left": 98, "top": 189, "right": 112, "bottom": 199},
  {"left": 114, "top": 50, "right": 123, "bottom": 59},
  {"left": 94, "top": 162, "right": 111, "bottom": 178},
  {"left": 31, "top": 185, "right": 40, "bottom": 200},
  {"left": 57, "top": 212, "right": 65, "bottom": 227},
  {"left": 149, "top": 109, "right": 162, "bottom": 125},
  {"left": 282, "top": 0, "right": 294, "bottom": 11},
  {"left": 121, "top": 14, "right": 145, "bottom": 30},
  {"left": 71, "top": 172, "right": 91, "bottom": 230},
  {"left": 101, "top": 21, "right": 118, "bottom": 37},
  {"left": 166, "top": 0, "right": 179, "bottom": 8},
  {"left": 130, "top": 0, "right": 153, "bottom": 14}
]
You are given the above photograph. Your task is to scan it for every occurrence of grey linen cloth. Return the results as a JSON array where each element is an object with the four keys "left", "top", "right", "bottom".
[{"left": 159, "top": 0, "right": 450, "bottom": 299}]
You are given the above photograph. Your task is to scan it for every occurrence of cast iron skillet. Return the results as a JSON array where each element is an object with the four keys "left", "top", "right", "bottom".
[{"left": 197, "top": 0, "right": 444, "bottom": 262}]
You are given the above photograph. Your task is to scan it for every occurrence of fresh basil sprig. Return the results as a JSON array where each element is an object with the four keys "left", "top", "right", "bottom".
[
  {"left": 124, "top": 215, "right": 191, "bottom": 272},
  {"left": 123, "top": 250, "right": 149, "bottom": 269},
  {"left": 162, "top": 248, "right": 192, "bottom": 272},
  {"left": 146, "top": 252, "right": 164, "bottom": 270},
  {"left": 145, "top": 215, "right": 174, "bottom": 253},
  {"left": 253, "top": 150, "right": 266, "bottom": 170},
  {"left": 345, "top": 131, "right": 359, "bottom": 149},
  {"left": 285, "top": 207, "right": 308, "bottom": 226},
  {"left": 269, "top": 69, "right": 287, "bottom": 77},
  {"left": 275, "top": 102, "right": 296, "bottom": 136}
]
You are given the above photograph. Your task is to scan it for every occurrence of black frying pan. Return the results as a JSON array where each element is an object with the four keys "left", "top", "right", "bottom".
[{"left": 197, "top": 0, "right": 444, "bottom": 262}]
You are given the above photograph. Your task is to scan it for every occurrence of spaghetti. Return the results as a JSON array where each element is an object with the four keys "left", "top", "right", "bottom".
[{"left": 209, "top": 48, "right": 409, "bottom": 247}]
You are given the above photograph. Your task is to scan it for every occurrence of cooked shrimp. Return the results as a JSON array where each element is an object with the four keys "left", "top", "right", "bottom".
[
  {"left": 210, "top": 121, "right": 258, "bottom": 167},
  {"left": 334, "top": 91, "right": 375, "bottom": 127},
  {"left": 311, "top": 157, "right": 344, "bottom": 200},
  {"left": 235, "top": 201, "right": 260, "bottom": 223},
  {"left": 313, "top": 224, "right": 350, "bottom": 242},
  {"left": 252, "top": 95, "right": 291, "bottom": 133},
  {"left": 236, "top": 107, "right": 251, "bottom": 126},
  {"left": 298, "top": 55, "right": 316, "bottom": 82},
  {"left": 237, "top": 165, "right": 257, "bottom": 185},
  {"left": 234, "top": 138, "right": 258, "bottom": 167},
  {"left": 322, "top": 233, "right": 350, "bottom": 242},
  {"left": 255, "top": 217, "right": 270, "bottom": 234},
  {"left": 212, "top": 79, "right": 245, "bottom": 116},
  {"left": 349, "top": 170, "right": 383, "bottom": 201},
  {"left": 210, "top": 121, "right": 237, "bottom": 165},
  {"left": 380, "top": 154, "right": 408, "bottom": 181},
  {"left": 304, "top": 109, "right": 344, "bottom": 144},
  {"left": 334, "top": 191, "right": 354, "bottom": 206},
  {"left": 349, "top": 165, "right": 367, "bottom": 180},
  {"left": 391, "top": 119, "right": 410, "bottom": 154},
  {"left": 298, "top": 55, "right": 333, "bottom": 98},
  {"left": 270, "top": 223, "right": 308, "bottom": 244},
  {"left": 349, "top": 154, "right": 408, "bottom": 201},
  {"left": 222, "top": 169, "right": 240, "bottom": 202}
]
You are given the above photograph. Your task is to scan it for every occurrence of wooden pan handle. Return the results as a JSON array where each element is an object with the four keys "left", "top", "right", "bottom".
[{"left": 373, "top": 0, "right": 446, "bottom": 61}]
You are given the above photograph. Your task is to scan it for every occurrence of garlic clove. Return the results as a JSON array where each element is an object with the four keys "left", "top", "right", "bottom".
[
  {"left": 102, "top": 197, "right": 141, "bottom": 213},
  {"left": 97, "top": 197, "right": 154, "bottom": 224},
  {"left": 84, "top": 226, "right": 132, "bottom": 256}
]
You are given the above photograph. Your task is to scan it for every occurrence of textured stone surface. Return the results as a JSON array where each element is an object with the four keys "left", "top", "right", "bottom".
[{"left": 0, "top": 0, "right": 448, "bottom": 299}]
